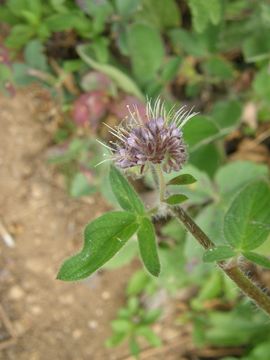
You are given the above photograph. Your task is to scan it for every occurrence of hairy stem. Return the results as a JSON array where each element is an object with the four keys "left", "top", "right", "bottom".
[
  {"left": 172, "top": 206, "right": 270, "bottom": 316},
  {"left": 156, "top": 165, "right": 166, "bottom": 201}
]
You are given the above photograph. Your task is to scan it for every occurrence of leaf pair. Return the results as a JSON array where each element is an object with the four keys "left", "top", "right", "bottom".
[
  {"left": 57, "top": 166, "right": 160, "bottom": 281},
  {"left": 203, "top": 181, "right": 270, "bottom": 268},
  {"left": 164, "top": 173, "right": 196, "bottom": 205}
]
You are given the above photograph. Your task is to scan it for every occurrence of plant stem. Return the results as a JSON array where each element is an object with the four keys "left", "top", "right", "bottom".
[
  {"left": 171, "top": 206, "right": 270, "bottom": 316},
  {"left": 156, "top": 165, "right": 166, "bottom": 201}
]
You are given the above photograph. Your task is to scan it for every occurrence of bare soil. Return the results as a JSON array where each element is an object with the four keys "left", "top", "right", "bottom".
[{"left": 0, "top": 89, "right": 137, "bottom": 360}]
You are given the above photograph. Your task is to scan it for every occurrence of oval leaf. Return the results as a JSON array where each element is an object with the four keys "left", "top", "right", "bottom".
[
  {"left": 224, "top": 181, "right": 270, "bottom": 251},
  {"left": 203, "top": 246, "right": 235, "bottom": 263},
  {"left": 57, "top": 211, "right": 138, "bottom": 281},
  {"left": 167, "top": 174, "right": 197, "bottom": 186},
  {"left": 182, "top": 115, "right": 219, "bottom": 151},
  {"left": 215, "top": 161, "right": 268, "bottom": 201},
  {"left": 127, "top": 23, "right": 165, "bottom": 85},
  {"left": 242, "top": 252, "right": 270, "bottom": 269},
  {"left": 110, "top": 166, "right": 145, "bottom": 214},
  {"left": 137, "top": 217, "right": 160, "bottom": 277},
  {"left": 165, "top": 194, "right": 188, "bottom": 205}
]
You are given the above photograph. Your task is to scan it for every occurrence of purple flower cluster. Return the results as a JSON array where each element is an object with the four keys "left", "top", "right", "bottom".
[
  {"left": 104, "top": 99, "right": 197, "bottom": 174},
  {"left": 114, "top": 117, "right": 187, "bottom": 173}
]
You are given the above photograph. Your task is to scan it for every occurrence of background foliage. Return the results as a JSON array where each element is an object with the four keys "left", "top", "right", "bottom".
[{"left": 1, "top": 0, "right": 270, "bottom": 358}]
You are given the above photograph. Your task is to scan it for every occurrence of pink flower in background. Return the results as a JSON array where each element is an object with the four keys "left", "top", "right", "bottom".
[{"left": 72, "top": 91, "right": 109, "bottom": 128}]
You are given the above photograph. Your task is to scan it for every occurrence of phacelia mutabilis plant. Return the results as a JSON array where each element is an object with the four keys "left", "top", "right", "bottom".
[{"left": 57, "top": 98, "right": 270, "bottom": 316}]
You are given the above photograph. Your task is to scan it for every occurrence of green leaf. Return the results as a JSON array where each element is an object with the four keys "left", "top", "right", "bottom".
[
  {"left": 160, "top": 56, "right": 182, "bottom": 83},
  {"left": 127, "top": 23, "right": 165, "bottom": 85},
  {"left": 164, "top": 164, "right": 214, "bottom": 205},
  {"left": 167, "top": 174, "right": 197, "bottom": 186},
  {"left": 109, "top": 166, "right": 145, "bottom": 215},
  {"left": 111, "top": 319, "right": 132, "bottom": 333},
  {"left": 127, "top": 269, "right": 151, "bottom": 296},
  {"left": 115, "top": 0, "right": 141, "bottom": 17},
  {"left": 215, "top": 161, "right": 268, "bottom": 202},
  {"left": 0, "top": 7, "right": 17, "bottom": 25},
  {"left": 45, "top": 12, "right": 92, "bottom": 34},
  {"left": 136, "top": 326, "right": 162, "bottom": 347},
  {"left": 84, "top": 0, "right": 113, "bottom": 35},
  {"left": 49, "top": 0, "right": 68, "bottom": 13},
  {"left": 165, "top": 194, "right": 188, "bottom": 205},
  {"left": 24, "top": 39, "right": 49, "bottom": 72},
  {"left": 5, "top": 25, "right": 34, "bottom": 49},
  {"left": 202, "top": 56, "right": 234, "bottom": 81},
  {"left": 106, "top": 332, "right": 127, "bottom": 347},
  {"left": 188, "top": 0, "right": 222, "bottom": 33},
  {"left": 127, "top": 297, "right": 139, "bottom": 314},
  {"left": 12, "top": 63, "right": 35, "bottom": 85},
  {"left": 208, "top": 0, "right": 223, "bottom": 25},
  {"left": 77, "top": 44, "right": 144, "bottom": 99},
  {"left": 137, "top": 217, "right": 160, "bottom": 277},
  {"left": 224, "top": 181, "right": 270, "bottom": 251},
  {"left": 203, "top": 246, "right": 235, "bottom": 263},
  {"left": 57, "top": 211, "right": 139, "bottom": 281},
  {"left": 26, "top": 0, "right": 42, "bottom": 18},
  {"left": 104, "top": 240, "right": 137, "bottom": 269},
  {"left": 192, "top": 272, "right": 223, "bottom": 310},
  {"left": 142, "top": 309, "right": 162, "bottom": 324},
  {"left": 188, "top": 143, "right": 221, "bottom": 177},
  {"left": 169, "top": 28, "right": 208, "bottom": 57},
  {"left": 188, "top": 0, "right": 208, "bottom": 33},
  {"left": 210, "top": 100, "right": 242, "bottom": 131},
  {"left": 0, "top": 64, "right": 12, "bottom": 84},
  {"left": 21, "top": 10, "right": 39, "bottom": 26},
  {"left": 243, "top": 30, "right": 270, "bottom": 63},
  {"left": 182, "top": 115, "right": 219, "bottom": 151},
  {"left": 242, "top": 252, "right": 270, "bottom": 269},
  {"left": 7, "top": 0, "right": 28, "bottom": 16},
  {"left": 70, "top": 173, "right": 96, "bottom": 198},
  {"left": 136, "top": 0, "right": 180, "bottom": 30},
  {"left": 253, "top": 66, "right": 270, "bottom": 102},
  {"left": 129, "top": 337, "right": 140, "bottom": 357}
]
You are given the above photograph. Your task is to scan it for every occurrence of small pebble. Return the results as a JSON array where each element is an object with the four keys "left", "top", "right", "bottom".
[
  {"left": 72, "top": 329, "right": 82, "bottom": 339},
  {"left": 30, "top": 305, "right": 42, "bottom": 315},
  {"left": 8, "top": 285, "right": 25, "bottom": 300},
  {"left": 88, "top": 320, "right": 98, "bottom": 329},
  {"left": 101, "top": 291, "right": 111, "bottom": 300}
]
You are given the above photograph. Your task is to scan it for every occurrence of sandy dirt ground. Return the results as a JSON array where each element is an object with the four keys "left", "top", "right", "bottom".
[{"left": 0, "top": 89, "right": 139, "bottom": 360}]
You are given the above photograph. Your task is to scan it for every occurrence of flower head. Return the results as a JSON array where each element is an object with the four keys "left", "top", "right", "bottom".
[{"left": 104, "top": 98, "right": 197, "bottom": 174}]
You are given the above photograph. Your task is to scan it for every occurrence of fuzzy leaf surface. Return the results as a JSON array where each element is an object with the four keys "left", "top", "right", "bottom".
[
  {"left": 165, "top": 194, "right": 188, "bottom": 205},
  {"left": 109, "top": 166, "right": 145, "bottom": 215},
  {"left": 224, "top": 181, "right": 270, "bottom": 250},
  {"left": 242, "top": 252, "right": 270, "bottom": 269},
  {"left": 203, "top": 246, "right": 235, "bottom": 263},
  {"left": 137, "top": 217, "right": 160, "bottom": 277},
  {"left": 57, "top": 211, "right": 138, "bottom": 281},
  {"left": 167, "top": 174, "right": 197, "bottom": 186}
]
